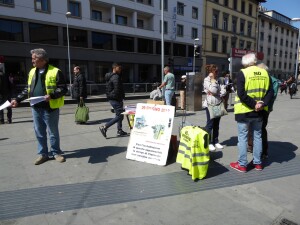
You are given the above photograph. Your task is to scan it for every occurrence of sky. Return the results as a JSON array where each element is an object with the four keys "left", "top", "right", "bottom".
[{"left": 261, "top": 0, "right": 300, "bottom": 19}]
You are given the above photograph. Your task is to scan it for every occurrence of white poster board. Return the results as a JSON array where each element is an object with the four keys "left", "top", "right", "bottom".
[{"left": 126, "top": 103, "right": 175, "bottom": 166}]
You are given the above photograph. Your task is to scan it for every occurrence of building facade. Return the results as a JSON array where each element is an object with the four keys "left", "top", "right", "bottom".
[
  {"left": 257, "top": 9, "right": 299, "bottom": 80},
  {"left": 201, "top": 0, "right": 264, "bottom": 75},
  {"left": 0, "top": 0, "right": 203, "bottom": 85}
]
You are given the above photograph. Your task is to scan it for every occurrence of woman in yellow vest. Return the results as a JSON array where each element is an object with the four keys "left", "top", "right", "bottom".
[
  {"left": 11, "top": 48, "right": 67, "bottom": 165},
  {"left": 230, "top": 53, "right": 274, "bottom": 173}
]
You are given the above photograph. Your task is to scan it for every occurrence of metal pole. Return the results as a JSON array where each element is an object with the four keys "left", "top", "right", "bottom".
[
  {"left": 161, "top": 0, "right": 164, "bottom": 85},
  {"left": 66, "top": 12, "right": 72, "bottom": 97},
  {"left": 295, "top": 26, "right": 300, "bottom": 81},
  {"left": 193, "top": 41, "right": 196, "bottom": 73}
]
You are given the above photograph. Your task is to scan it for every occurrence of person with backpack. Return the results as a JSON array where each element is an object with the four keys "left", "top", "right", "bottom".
[{"left": 99, "top": 63, "right": 128, "bottom": 138}]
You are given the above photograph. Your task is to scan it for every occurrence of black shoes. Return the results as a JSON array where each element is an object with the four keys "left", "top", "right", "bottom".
[
  {"left": 99, "top": 126, "right": 107, "bottom": 138},
  {"left": 117, "top": 130, "right": 128, "bottom": 136}
]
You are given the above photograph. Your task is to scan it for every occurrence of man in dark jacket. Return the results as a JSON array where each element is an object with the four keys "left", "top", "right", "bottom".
[
  {"left": 72, "top": 66, "right": 87, "bottom": 104},
  {"left": 0, "top": 71, "right": 12, "bottom": 124},
  {"left": 99, "top": 63, "right": 127, "bottom": 138},
  {"left": 11, "top": 48, "right": 67, "bottom": 165}
]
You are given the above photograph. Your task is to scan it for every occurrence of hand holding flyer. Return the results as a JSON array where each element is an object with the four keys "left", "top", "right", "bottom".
[
  {"left": 0, "top": 100, "right": 11, "bottom": 111},
  {"left": 28, "top": 96, "right": 46, "bottom": 106}
]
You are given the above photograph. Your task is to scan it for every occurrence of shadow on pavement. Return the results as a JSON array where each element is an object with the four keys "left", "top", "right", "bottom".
[
  {"left": 265, "top": 141, "right": 298, "bottom": 166},
  {"left": 65, "top": 146, "right": 126, "bottom": 164},
  {"left": 222, "top": 136, "right": 238, "bottom": 147},
  {"left": 0, "top": 138, "right": 9, "bottom": 141},
  {"left": 11, "top": 120, "right": 33, "bottom": 124}
]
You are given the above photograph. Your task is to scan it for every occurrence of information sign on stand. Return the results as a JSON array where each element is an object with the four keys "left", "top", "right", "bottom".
[{"left": 126, "top": 103, "right": 175, "bottom": 166}]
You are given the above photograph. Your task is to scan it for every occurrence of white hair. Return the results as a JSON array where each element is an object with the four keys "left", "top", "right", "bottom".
[
  {"left": 241, "top": 53, "right": 257, "bottom": 67},
  {"left": 257, "top": 63, "right": 269, "bottom": 71}
]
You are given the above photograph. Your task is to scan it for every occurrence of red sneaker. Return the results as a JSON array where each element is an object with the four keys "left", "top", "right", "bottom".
[
  {"left": 230, "top": 162, "right": 247, "bottom": 173},
  {"left": 248, "top": 161, "right": 263, "bottom": 171}
]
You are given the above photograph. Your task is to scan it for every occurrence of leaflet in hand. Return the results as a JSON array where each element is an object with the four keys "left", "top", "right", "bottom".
[
  {"left": 0, "top": 100, "right": 11, "bottom": 111},
  {"left": 28, "top": 96, "right": 46, "bottom": 106}
]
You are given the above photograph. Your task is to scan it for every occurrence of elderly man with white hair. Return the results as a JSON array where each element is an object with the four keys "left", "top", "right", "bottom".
[{"left": 230, "top": 53, "right": 274, "bottom": 173}]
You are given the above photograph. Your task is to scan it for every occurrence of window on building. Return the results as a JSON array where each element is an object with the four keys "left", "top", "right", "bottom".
[
  {"left": 177, "top": 24, "right": 184, "bottom": 37},
  {"left": 212, "top": 10, "right": 219, "bottom": 29},
  {"left": 280, "top": 50, "right": 282, "bottom": 57},
  {"left": 156, "top": 41, "right": 171, "bottom": 55},
  {"left": 241, "top": 1, "right": 245, "bottom": 13},
  {"left": 212, "top": 34, "right": 218, "bottom": 52},
  {"left": 0, "top": 18, "right": 23, "bottom": 42},
  {"left": 192, "top": 28, "right": 198, "bottom": 39},
  {"left": 91, "top": 10, "right": 102, "bottom": 21},
  {"left": 279, "top": 62, "right": 281, "bottom": 69},
  {"left": 275, "top": 37, "right": 278, "bottom": 44},
  {"left": 159, "top": 0, "right": 168, "bottom": 11},
  {"left": 177, "top": 2, "right": 185, "bottom": 15},
  {"left": 239, "top": 40, "right": 244, "bottom": 49},
  {"left": 68, "top": 1, "right": 81, "bottom": 17},
  {"left": 273, "top": 61, "right": 276, "bottom": 69},
  {"left": 116, "top": 35, "right": 134, "bottom": 52},
  {"left": 267, "top": 48, "right": 270, "bottom": 56},
  {"left": 222, "top": 37, "right": 227, "bottom": 53},
  {"left": 240, "top": 19, "right": 245, "bottom": 35},
  {"left": 249, "top": 3, "right": 253, "bottom": 16},
  {"left": 274, "top": 49, "right": 277, "bottom": 56},
  {"left": 280, "top": 38, "right": 283, "bottom": 46},
  {"left": 173, "top": 43, "right": 186, "bottom": 57},
  {"left": 247, "top": 22, "right": 252, "bottom": 36},
  {"left": 0, "top": 0, "right": 14, "bottom": 6},
  {"left": 231, "top": 36, "right": 237, "bottom": 48},
  {"left": 159, "top": 21, "right": 168, "bottom": 34},
  {"left": 233, "top": 0, "right": 237, "bottom": 10},
  {"left": 35, "top": 0, "right": 50, "bottom": 12},
  {"left": 224, "top": 0, "right": 228, "bottom": 7},
  {"left": 290, "top": 52, "right": 292, "bottom": 59},
  {"left": 269, "top": 22, "right": 272, "bottom": 30},
  {"left": 286, "top": 29, "right": 289, "bottom": 35},
  {"left": 138, "top": 38, "right": 153, "bottom": 53},
  {"left": 246, "top": 41, "right": 251, "bottom": 50},
  {"left": 29, "top": 23, "right": 58, "bottom": 45},
  {"left": 286, "top": 40, "right": 288, "bottom": 47},
  {"left": 281, "top": 27, "right": 284, "bottom": 34},
  {"left": 64, "top": 28, "right": 87, "bottom": 47},
  {"left": 232, "top": 17, "right": 237, "bottom": 33},
  {"left": 92, "top": 32, "right": 112, "bottom": 50},
  {"left": 260, "top": 32, "right": 264, "bottom": 41},
  {"left": 137, "top": 19, "right": 144, "bottom": 28},
  {"left": 260, "top": 46, "right": 263, "bottom": 52},
  {"left": 192, "top": 7, "right": 198, "bottom": 19},
  {"left": 261, "top": 20, "right": 264, "bottom": 27},
  {"left": 291, "top": 31, "right": 294, "bottom": 37},
  {"left": 223, "top": 14, "right": 228, "bottom": 31},
  {"left": 291, "top": 41, "right": 293, "bottom": 48},
  {"left": 116, "top": 15, "right": 128, "bottom": 26},
  {"left": 289, "top": 63, "right": 291, "bottom": 69},
  {"left": 268, "top": 35, "right": 271, "bottom": 43},
  {"left": 284, "top": 62, "right": 287, "bottom": 69}
]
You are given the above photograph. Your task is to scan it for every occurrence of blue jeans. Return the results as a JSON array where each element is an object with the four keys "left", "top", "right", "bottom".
[
  {"left": 164, "top": 89, "right": 174, "bottom": 105},
  {"left": 32, "top": 107, "right": 62, "bottom": 157},
  {"left": 237, "top": 117, "right": 262, "bottom": 166},
  {"left": 205, "top": 108, "right": 221, "bottom": 144},
  {"left": 106, "top": 100, "right": 124, "bottom": 130}
]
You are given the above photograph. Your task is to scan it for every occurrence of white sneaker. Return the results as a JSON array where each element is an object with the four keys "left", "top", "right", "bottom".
[
  {"left": 215, "top": 143, "right": 224, "bottom": 149},
  {"left": 209, "top": 144, "right": 216, "bottom": 152}
]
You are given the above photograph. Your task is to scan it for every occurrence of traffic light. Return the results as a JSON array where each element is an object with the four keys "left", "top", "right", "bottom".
[{"left": 168, "top": 57, "right": 174, "bottom": 66}]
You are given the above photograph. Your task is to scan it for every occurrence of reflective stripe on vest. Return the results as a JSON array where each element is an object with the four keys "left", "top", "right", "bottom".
[
  {"left": 234, "top": 66, "right": 269, "bottom": 114},
  {"left": 28, "top": 65, "right": 64, "bottom": 109},
  {"left": 176, "top": 126, "right": 210, "bottom": 180}
]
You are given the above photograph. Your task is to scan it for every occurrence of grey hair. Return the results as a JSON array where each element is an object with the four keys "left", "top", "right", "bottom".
[
  {"left": 257, "top": 63, "right": 269, "bottom": 71},
  {"left": 30, "top": 48, "right": 49, "bottom": 62},
  {"left": 164, "top": 66, "right": 170, "bottom": 71},
  {"left": 241, "top": 53, "right": 257, "bottom": 67}
]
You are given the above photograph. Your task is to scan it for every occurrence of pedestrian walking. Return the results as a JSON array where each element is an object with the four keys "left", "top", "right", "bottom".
[
  {"left": 72, "top": 66, "right": 87, "bottom": 104},
  {"left": 158, "top": 66, "right": 175, "bottom": 106},
  {"left": 0, "top": 71, "right": 12, "bottom": 124},
  {"left": 99, "top": 63, "right": 128, "bottom": 138},
  {"left": 230, "top": 53, "right": 274, "bottom": 173},
  {"left": 11, "top": 48, "right": 67, "bottom": 165}
]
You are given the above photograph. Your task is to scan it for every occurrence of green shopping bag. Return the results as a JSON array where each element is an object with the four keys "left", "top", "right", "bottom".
[{"left": 75, "top": 100, "right": 89, "bottom": 123}]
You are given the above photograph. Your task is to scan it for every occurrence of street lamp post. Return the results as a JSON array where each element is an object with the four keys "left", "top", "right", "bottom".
[
  {"left": 66, "top": 12, "right": 72, "bottom": 97},
  {"left": 291, "top": 18, "right": 300, "bottom": 82},
  {"left": 193, "top": 38, "right": 199, "bottom": 73}
]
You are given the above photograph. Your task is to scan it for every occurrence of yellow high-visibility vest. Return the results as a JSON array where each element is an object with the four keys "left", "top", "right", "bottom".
[
  {"left": 28, "top": 65, "right": 64, "bottom": 109},
  {"left": 176, "top": 126, "right": 210, "bottom": 180},
  {"left": 234, "top": 66, "right": 269, "bottom": 114}
]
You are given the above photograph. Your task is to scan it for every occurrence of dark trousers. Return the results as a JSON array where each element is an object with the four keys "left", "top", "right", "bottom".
[
  {"left": 105, "top": 100, "right": 124, "bottom": 130},
  {"left": 205, "top": 108, "right": 221, "bottom": 144},
  {"left": 0, "top": 98, "right": 12, "bottom": 122}
]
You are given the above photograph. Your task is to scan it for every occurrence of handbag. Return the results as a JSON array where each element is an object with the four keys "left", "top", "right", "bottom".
[
  {"left": 207, "top": 101, "right": 228, "bottom": 119},
  {"left": 75, "top": 99, "right": 89, "bottom": 123}
]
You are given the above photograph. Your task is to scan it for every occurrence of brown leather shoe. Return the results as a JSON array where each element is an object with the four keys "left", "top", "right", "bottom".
[
  {"left": 54, "top": 154, "right": 65, "bottom": 163},
  {"left": 34, "top": 155, "right": 49, "bottom": 165}
]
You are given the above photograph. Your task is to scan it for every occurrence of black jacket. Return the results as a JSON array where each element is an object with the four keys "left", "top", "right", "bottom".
[
  {"left": 105, "top": 72, "right": 125, "bottom": 101},
  {"left": 0, "top": 73, "right": 11, "bottom": 104},
  {"left": 235, "top": 70, "right": 274, "bottom": 122},
  {"left": 16, "top": 64, "right": 67, "bottom": 107},
  {"left": 72, "top": 73, "right": 87, "bottom": 99}
]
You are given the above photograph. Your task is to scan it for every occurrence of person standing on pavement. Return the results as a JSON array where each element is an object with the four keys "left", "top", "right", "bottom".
[
  {"left": 230, "top": 53, "right": 274, "bottom": 173},
  {"left": 11, "top": 48, "right": 67, "bottom": 165},
  {"left": 179, "top": 75, "right": 186, "bottom": 109},
  {"left": 99, "top": 63, "right": 128, "bottom": 138},
  {"left": 72, "top": 66, "right": 87, "bottom": 105},
  {"left": 158, "top": 66, "right": 175, "bottom": 105},
  {"left": 0, "top": 71, "right": 12, "bottom": 124},
  {"left": 203, "top": 64, "right": 226, "bottom": 152}
]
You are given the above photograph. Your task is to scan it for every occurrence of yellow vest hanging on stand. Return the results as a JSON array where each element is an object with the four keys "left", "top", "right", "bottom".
[{"left": 176, "top": 126, "right": 210, "bottom": 180}]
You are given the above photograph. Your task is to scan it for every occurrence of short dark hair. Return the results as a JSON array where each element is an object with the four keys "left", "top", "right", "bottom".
[{"left": 112, "top": 63, "right": 121, "bottom": 69}]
